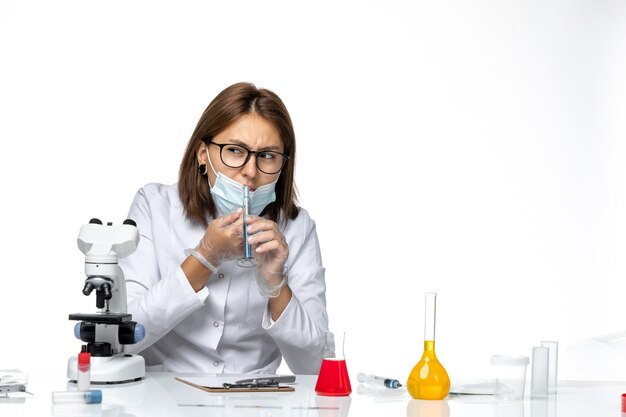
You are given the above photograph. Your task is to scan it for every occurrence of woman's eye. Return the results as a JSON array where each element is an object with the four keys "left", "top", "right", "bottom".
[
  {"left": 226, "top": 146, "right": 245, "bottom": 155},
  {"left": 258, "top": 152, "right": 275, "bottom": 160}
]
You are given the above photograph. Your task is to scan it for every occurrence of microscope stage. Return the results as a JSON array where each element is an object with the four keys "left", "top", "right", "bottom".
[{"left": 68, "top": 313, "right": 133, "bottom": 324}]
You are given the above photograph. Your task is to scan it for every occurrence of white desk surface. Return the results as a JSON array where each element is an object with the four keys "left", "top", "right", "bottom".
[{"left": 1, "top": 372, "right": 624, "bottom": 417}]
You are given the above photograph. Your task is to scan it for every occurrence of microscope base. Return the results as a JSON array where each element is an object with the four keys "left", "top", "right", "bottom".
[{"left": 67, "top": 354, "right": 145, "bottom": 384}]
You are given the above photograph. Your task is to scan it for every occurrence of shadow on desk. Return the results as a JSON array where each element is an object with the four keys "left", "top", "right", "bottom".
[{"left": 561, "top": 331, "right": 626, "bottom": 382}]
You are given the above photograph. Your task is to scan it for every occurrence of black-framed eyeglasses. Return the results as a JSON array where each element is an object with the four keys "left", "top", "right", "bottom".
[{"left": 208, "top": 142, "right": 288, "bottom": 175}]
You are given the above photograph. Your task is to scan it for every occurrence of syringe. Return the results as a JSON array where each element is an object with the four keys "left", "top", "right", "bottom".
[
  {"left": 236, "top": 185, "right": 256, "bottom": 268},
  {"left": 357, "top": 373, "right": 402, "bottom": 389}
]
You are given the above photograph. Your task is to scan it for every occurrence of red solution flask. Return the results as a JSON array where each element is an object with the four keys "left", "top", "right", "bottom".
[
  {"left": 315, "top": 358, "right": 352, "bottom": 396},
  {"left": 315, "top": 332, "right": 351, "bottom": 396}
]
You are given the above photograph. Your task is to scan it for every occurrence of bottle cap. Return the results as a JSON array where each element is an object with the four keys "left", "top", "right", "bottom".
[
  {"left": 84, "top": 389, "right": 102, "bottom": 404},
  {"left": 78, "top": 352, "right": 91, "bottom": 365},
  {"left": 621, "top": 393, "right": 626, "bottom": 413}
]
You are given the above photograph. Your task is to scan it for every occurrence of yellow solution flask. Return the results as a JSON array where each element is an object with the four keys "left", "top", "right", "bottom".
[{"left": 407, "top": 292, "right": 450, "bottom": 400}]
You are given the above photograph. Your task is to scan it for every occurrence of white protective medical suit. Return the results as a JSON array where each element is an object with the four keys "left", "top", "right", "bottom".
[{"left": 119, "top": 183, "right": 329, "bottom": 374}]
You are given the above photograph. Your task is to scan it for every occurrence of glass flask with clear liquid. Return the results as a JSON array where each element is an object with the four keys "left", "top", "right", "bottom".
[{"left": 407, "top": 292, "right": 450, "bottom": 400}]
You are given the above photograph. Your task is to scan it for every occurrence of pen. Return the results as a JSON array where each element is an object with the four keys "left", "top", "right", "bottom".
[
  {"left": 235, "top": 376, "right": 296, "bottom": 385},
  {"left": 357, "top": 373, "right": 402, "bottom": 389}
]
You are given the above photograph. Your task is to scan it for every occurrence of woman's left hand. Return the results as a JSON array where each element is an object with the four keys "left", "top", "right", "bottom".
[{"left": 245, "top": 215, "right": 289, "bottom": 286}]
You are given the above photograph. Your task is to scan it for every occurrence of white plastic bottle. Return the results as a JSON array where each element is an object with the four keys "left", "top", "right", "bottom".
[{"left": 77, "top": 352, "right": 91, "bottom": 391}]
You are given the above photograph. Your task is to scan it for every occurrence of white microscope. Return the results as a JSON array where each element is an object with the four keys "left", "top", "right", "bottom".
[{"left": 67, "top": 218, "right": 146, "bottom": 384}]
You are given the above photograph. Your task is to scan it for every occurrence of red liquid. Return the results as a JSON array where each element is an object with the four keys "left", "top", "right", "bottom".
[{"left": 315, "top": 358, "right": 352, "bottom": 396}]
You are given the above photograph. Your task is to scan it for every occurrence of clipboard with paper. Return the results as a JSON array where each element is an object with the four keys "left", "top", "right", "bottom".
[{"left": 175, "top": 375, "right": 296, "bottom": 393}]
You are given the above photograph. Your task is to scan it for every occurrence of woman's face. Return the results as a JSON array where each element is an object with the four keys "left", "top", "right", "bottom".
[{"left": 198, "top": 113, "right": 284, "bottom": 191}]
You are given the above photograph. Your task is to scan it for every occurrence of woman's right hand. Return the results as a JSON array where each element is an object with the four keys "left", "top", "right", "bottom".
[{"left": 197, "top": 209, "right": 244, "bottom": 267}]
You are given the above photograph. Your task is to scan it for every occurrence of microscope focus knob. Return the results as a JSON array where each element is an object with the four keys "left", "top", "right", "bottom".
[
  {"left": 123, "top": 219, "right": 137, "bottom": 227},
  {"left": 89, "top": 218, "right": 103, "bottom": 225},
  {"left": 74, "top": 322, "right": 96, "bottom": 343},
  {"left": 118, "top": 322, "right": 145, "bottom": 345},
  {"left": 88, "top": 342, "right": 112, "bottom": 357}
]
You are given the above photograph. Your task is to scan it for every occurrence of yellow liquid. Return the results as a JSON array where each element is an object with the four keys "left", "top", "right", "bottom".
[{"left": 407, "top": 340, "right": 450, "bottom": 400}]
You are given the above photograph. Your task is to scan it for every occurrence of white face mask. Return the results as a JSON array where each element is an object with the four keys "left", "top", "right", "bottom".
[{"left": 206, "top": 148, "right": 278, "bottom": 217}]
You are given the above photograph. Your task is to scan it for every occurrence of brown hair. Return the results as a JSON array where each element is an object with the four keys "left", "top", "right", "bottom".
[{"left": 179, "top": 82, "right": 299, "bottom": 227}]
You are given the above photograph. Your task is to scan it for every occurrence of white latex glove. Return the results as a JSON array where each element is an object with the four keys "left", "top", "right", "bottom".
[
  {"left": 245, "top": 215, "right": 289, "bottom": 296},
  {"left": 193, "top": 209, "right": 244, "bottom": 269}
]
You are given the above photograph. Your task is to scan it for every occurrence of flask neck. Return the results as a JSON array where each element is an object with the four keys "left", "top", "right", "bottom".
[
  {"left": 423, "top": 292, "right": 437, "bottom": 341},
  {"left": 423, "top": 340, "right": 436, "bottom": 352},
  {"left": 421, "top": 340, "right": 439, "bottom": 360}
]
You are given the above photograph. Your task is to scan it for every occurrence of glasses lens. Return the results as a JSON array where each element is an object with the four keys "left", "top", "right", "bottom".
[
  {"left": 218, "top": 144, "right": 285, "bottom": 174},
  {"left": 220, "top": 144, "right": 249, "bottom": 168},
  {"left": 256, "top": 151, "right": 284, "bottom": 174}
]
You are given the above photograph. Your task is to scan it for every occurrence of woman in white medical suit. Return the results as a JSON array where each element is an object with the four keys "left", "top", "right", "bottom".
[{"left": 119, "top": 82, "right": 329, "bottom": 374}]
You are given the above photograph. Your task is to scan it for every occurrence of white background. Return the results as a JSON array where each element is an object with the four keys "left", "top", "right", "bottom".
[{"left": 1, "top": 0, "right": 625, "bottom": 385}]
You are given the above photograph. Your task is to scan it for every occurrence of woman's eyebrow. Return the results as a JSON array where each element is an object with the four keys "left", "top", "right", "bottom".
[{"left": 227, "top": 139, "right": 283, "bottom": 151}]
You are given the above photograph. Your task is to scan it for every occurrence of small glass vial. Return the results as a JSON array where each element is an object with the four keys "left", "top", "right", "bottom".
[
  {"left": 237, "top": 185, "right": 256, "bottom": 268},
  {"left": 77, "top": 352, "right": 91, "bottom": 391},
  {"left": 52, "top": 389, "right": 102, "bottom": 404}
]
